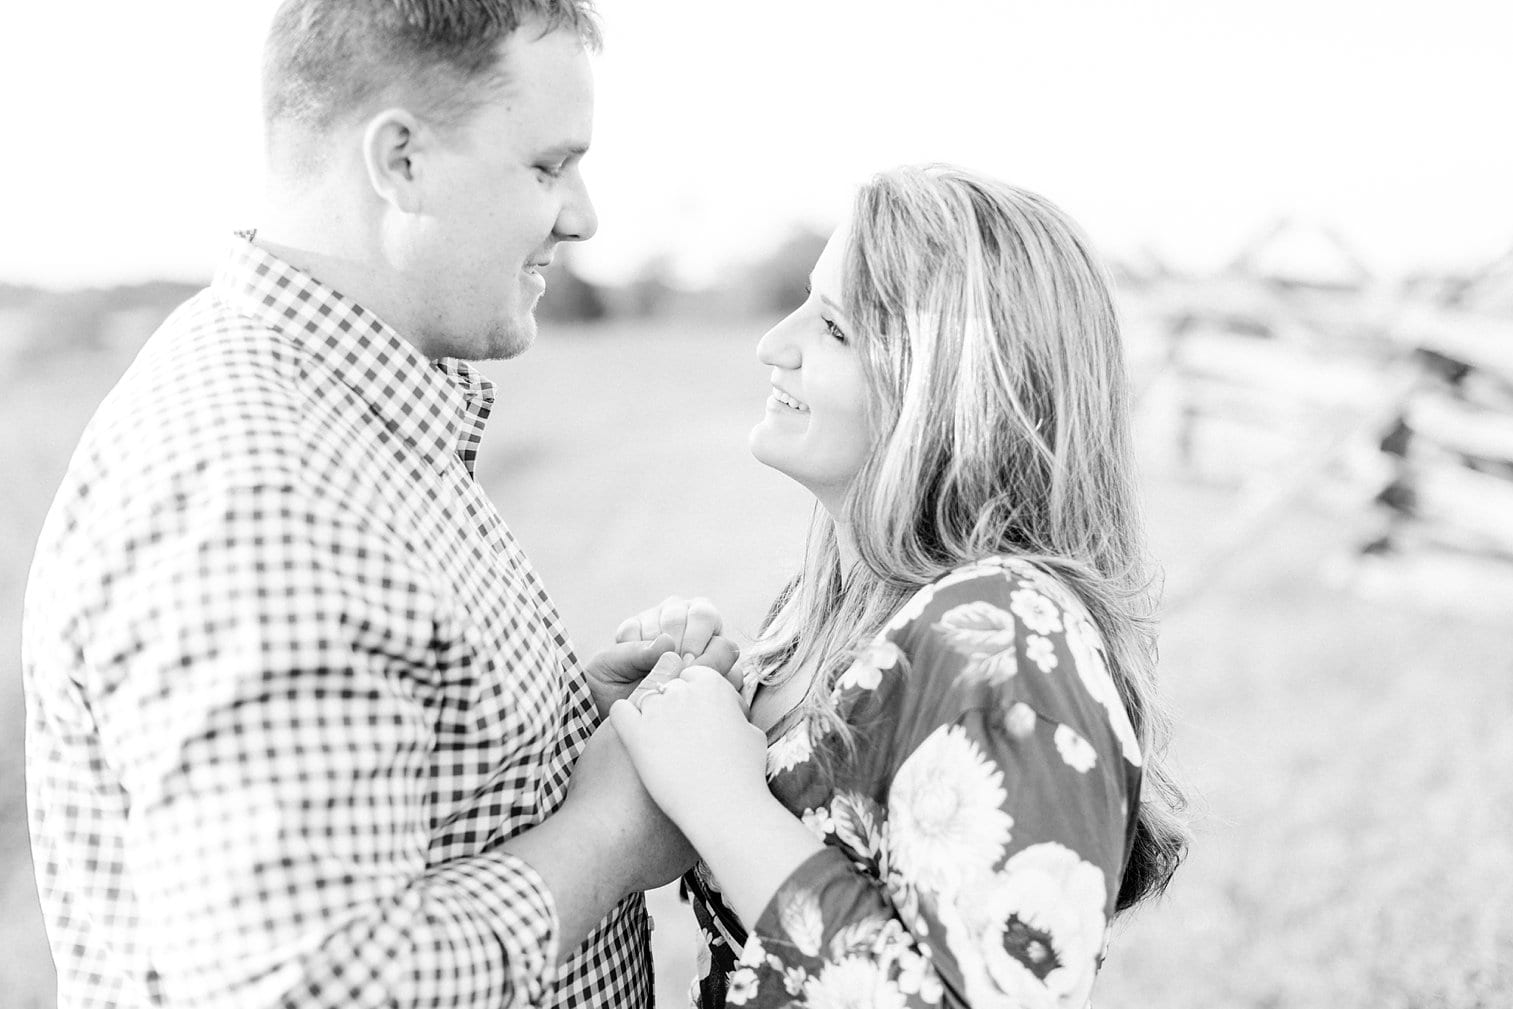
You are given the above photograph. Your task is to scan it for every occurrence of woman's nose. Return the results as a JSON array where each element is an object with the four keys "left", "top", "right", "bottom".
[{"left": 756, "top": 316, "right": 802, "bottom": 369}]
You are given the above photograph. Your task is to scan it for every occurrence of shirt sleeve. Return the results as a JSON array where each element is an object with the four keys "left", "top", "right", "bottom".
[
  {"left": 78, "top": 476, "right": 561, "bottom": 1008},
  {"left": 742, "top": 564, "right": 1139, "bottom": 1008}
]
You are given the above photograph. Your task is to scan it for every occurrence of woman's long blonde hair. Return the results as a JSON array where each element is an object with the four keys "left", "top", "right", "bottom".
[{"left": 744, "top": 164, "right": 1187, "bottom": 911}]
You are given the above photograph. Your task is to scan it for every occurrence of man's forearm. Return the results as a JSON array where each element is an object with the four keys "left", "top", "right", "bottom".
[{"left": 499, "top": 802, "right": 638, "bottom": 961}]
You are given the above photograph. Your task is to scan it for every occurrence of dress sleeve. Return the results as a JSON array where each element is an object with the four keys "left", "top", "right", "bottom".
[
  {"left": 739, "top": 563, "right": 1141, "bottom": 1008},
  {"left": 70, "top": 478, "right": 562, "bottom": 1008}
]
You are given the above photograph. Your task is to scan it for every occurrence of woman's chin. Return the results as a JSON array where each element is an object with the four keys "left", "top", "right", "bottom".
[
  {"left": 748, "top": 424, "right": 777, "bottom": 465},
  {"left": 749, "top": 433, "right": 797, "bottom": 480}
]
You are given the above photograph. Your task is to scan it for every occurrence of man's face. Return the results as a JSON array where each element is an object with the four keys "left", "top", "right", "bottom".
[{"left": 405, "top": 25, "right": 597, "bottom": 361}]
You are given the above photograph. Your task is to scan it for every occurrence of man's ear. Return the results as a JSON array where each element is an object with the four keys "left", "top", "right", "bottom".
[{"left": 361, "top": 108, "right": 425, "bottom": 213}]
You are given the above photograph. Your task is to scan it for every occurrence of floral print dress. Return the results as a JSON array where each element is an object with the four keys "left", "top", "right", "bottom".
[{"left": 684, "top": 558, "right": 1143, "bottom": 1009}]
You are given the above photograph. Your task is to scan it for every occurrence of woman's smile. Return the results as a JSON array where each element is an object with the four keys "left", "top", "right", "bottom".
[{"left": 767, "top": 386, "right": 809, "bottom": 413}]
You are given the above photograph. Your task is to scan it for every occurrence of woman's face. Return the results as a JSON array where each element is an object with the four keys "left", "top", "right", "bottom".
[{"left": 749, "top": 210, "right": 875, "bottom": 514}]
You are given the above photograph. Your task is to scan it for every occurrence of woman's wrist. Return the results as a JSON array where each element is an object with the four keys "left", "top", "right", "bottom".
[
  {"left": 682, "top": 786, "right": 826, "bottom": 929},
  {"left": 677, "top": 782, "right": 781, "bottom": 853}
]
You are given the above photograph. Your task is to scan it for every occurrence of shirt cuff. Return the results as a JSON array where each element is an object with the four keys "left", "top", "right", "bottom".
[
  {"left": 751, "top": 845, "right": 854, "bottom": 943},
  {"left": 439, "top": 849, "right": 562, "bottom": 999}
]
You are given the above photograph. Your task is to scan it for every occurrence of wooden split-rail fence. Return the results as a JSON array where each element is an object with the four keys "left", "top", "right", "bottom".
[{"left": 1130, "top": 271, "right": 1513, "bottom": 619}]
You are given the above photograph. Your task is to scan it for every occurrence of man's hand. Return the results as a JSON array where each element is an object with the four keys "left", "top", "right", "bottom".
[
  {"left": 583, "top": 633, "right": 678, "bottom": 720},
  {"left": 561, "top": 716, "right": 697, "bottom": 893},
  {"left": 586, "top": 597, "right": 741, "bottom": 719},
  {"left": 497, "top": 706, "right": 698, "bottom": 955},
  {"left": 614, "top": 596, "right": 729, "bottom": 664}
]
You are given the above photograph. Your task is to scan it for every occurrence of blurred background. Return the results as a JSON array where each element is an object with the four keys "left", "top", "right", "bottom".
[{"left": 3, "top": 1, "right": 1512, "bottom": 1006}]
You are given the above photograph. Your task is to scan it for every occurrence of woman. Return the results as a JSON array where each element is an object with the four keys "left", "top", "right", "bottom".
[{"left": 609, "top": 164, "right": 1187, "bottom": 1008}]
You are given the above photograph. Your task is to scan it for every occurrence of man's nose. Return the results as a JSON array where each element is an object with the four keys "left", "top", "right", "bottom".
[{"left": 555, "top": 176, "right": 598, "bottom": 243}]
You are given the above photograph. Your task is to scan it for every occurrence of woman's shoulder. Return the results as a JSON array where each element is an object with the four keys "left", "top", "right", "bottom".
[
  {"left": 884, "top": 556, "right": 1092, "bottom": 639},
  {"left": 869, "top": 556, "right": 1143, "bottom": 769}
]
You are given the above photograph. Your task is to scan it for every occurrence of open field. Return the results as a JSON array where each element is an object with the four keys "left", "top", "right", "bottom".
[{"left": 3, "top": 313, "right": 1510, "bottom": 1007}]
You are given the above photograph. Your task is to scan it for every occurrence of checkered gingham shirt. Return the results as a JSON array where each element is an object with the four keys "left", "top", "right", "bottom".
[{"left": 22, "top": 235, "right": 652, "bottom": 1008}]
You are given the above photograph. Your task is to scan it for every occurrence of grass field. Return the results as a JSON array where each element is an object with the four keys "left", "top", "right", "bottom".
[{"left": 2, "top": 313, "right": 1510, "bottom": 1007}]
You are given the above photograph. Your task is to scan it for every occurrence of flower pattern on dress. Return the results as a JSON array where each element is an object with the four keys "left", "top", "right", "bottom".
[
  {"left": 1010, "top": 588, "right": 1063, "bottom": 636},
  {"left": 766, "top": 720, "right": 815, "bottom": 780},
  {"left": 895, "top": 944, "right": 945, "bottom": 1004},
  {"left": 887, "top": 584, "right": 939, "bottom": 632},
  {"left": 1064, "top": 612, "right": 1143, "bottom": 767},
  {"left": 738, "top": 936, "right": 768, "bottom": 966},
  {"left": 801, "top": 806, "right": 835, "bottom": 840},
  {"left": 1003, "top": 700, "right": 1040, "bottom": 740},
  {"left": 726, "top": 968, "right": 759, "bottom": 1005},
  {"left": 830, "top": 791, "right": 886, "bottom": 870},
  {"left": 1025, "top": 633, "right": 1059, "bottom": 673},
  {"left": 886, "top": 725, "right": 1014, "bottom": 897},
  {"left": 838, "top": 639, "right": 902, "bottom": 692},
  {"left": 683, "top": 558, "right": 1144, "bottom": 1009},
  {"left": 777, "top": 886, "right": 826, "bottom": 958},
  {"left": 1005, "top": 560, "right": 1084, "bottom": 615},
  {"left": 802, "top": 956, "right": 909, "bottom": 1009},
  {"left": 932, "top": 602, "right": 1019, "bottom": 684},
  {"left": 981, "top": 843, "right": 1108, "bottom": 1009},
  {"left": 1053, "top": 724, "right": 1097, "bottom": 773}
]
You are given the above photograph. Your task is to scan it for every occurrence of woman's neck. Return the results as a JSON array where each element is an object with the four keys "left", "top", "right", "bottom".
[{"left": 833, "top": 520, "right": 860, "bottom": 584}]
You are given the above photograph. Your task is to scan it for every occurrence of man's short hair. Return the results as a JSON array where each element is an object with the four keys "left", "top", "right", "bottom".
[{"left": 263, "top": 0, "right": 602, "bottom": 136}]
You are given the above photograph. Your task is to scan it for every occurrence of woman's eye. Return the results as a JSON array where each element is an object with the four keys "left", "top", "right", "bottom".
[{"left": 823, "top": 318, "right": 848, "bottom": 344}]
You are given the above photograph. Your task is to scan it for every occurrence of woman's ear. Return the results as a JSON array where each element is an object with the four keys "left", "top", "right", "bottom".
[{"left": 361, "top": 108, "right": 424, "bottom": 214}]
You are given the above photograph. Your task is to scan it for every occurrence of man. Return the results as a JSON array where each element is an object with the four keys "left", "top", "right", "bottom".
[{"left": 22, "top": 2, "right": 726, "bottom": 1005}]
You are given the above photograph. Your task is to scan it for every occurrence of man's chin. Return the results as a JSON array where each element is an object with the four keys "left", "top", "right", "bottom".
[
  {"left": 450, "top": 316, "right": 536, "bottom": 363},
  {"left": 490, "top": 316, "right": 538, "bottom": 361}
]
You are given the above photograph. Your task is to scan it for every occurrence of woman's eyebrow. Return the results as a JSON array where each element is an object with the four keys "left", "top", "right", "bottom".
[
  {"left": 534, "top": 142, "right": 590, "bottom": 160},
  {"left": 805, "top": 277, "right": 845, "bottom": 315}
]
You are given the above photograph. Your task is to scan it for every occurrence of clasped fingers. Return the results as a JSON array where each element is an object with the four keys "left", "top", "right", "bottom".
[
  {"left": 632, "top": 663, "right": 738, "bottom": 715},
  {"left": 614, "top": 595, "right": 724, "bottom": 659}
]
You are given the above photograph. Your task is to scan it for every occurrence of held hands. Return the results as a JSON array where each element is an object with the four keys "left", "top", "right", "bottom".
[
  {"left": 562, "top": 707, "right": 698, "bottom": 893},
  {"left": 614, "top": 595, "right": 724, "bottom": 660},
  {"left": 584, "top": 596, "right": 742, "bottom": 719},
  {"left": 608, "top": 660, "right": 770, "bottom": 839}
]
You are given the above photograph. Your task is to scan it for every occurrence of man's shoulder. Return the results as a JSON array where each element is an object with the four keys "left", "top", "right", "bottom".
[
  {"left": 142, "top": 286, "right": 308, "bottom": 407},
  {"left": 48, "top": 292, "right": 336, "bottom": 532},
  {"left": 103, "top": 291, "right": 312, "bottom": 455}
]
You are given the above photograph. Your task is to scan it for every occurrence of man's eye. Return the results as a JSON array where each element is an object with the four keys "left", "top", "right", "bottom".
[{"left": 536, "top": 164, "right": 565, "bottom": 179}]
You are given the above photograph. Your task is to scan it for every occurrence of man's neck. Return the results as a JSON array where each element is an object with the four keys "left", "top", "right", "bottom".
[{"left": 255, "top": 192, "right": 414, "bottom": 346}]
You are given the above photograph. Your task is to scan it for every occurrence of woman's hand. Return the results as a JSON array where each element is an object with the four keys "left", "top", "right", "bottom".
[
  {"left": 611, "top": 663, "right": 825, "bottom": 928},
  {"left": 557, "top": 717, "right": 697, "bottom": 892},
  {"left": 608, "top": 664, "right": 770, "bottom": 837}
]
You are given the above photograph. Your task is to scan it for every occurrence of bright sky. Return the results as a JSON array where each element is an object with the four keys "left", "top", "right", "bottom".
[{"left": 3, "top": 0, "right": 1510, "bottom": 288}]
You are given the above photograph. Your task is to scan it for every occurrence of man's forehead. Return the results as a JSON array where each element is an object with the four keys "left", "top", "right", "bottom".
[{"left": 483, "top": 33, "right": 595, "bottom": 142}]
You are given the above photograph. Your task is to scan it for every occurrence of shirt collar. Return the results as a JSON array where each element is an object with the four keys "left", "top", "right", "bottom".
[{"left": 212, "top": 232, "right": 496, "bottom": 475}]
